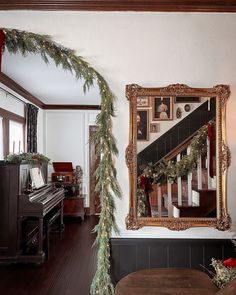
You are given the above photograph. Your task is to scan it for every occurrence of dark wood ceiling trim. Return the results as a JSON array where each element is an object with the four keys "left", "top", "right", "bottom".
[
  {"left": 44, "top": 104, "right": 101, "bottom": 110},
  {"left": 0, "top": 106, "right": 25, "bottom": 123},
  {"left": 0, "top": 1, "right": 236, "bottom": 12},
  {"left": 0, "top": 72, "right": 45, "bottom": 108}
]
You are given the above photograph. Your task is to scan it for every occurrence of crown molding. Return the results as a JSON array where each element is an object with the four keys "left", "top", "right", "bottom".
[
  {"left": 44, "top": 104, "right": 100, "bottom": 110},
  {"left": 0, "top": 0, "right": 236, "bottom": 12},
  {"left": 0, "top": 72, "right": 44, "bottom": 108}
]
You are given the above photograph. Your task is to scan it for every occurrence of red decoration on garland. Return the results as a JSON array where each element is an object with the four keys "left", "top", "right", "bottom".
[
  {"left": 139, "top": 175, "right": 152, "bottom": 217},
  {"left": 0, "top": 29, "right": 5, "bottom": 72},
  {"left": 223, "top": 257, "right": 236, "bottom": 268},
  {"left": 207, "top": 122, "right": 215, "bottom": 178}
]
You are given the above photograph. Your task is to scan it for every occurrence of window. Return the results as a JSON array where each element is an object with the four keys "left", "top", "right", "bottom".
[
  {"left": 0, "top": 116, "right": 3, "bottom": 160},
  {"left": 0, "top": 107, "right": 26, "bottom": 158},
  {"left": 9, "top": 120, "right": 24, "bottom": 154}
]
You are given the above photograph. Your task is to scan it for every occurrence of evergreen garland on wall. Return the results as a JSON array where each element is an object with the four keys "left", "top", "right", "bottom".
[{"left": 1, "top": 28, "right": 121, "bottom": 295}]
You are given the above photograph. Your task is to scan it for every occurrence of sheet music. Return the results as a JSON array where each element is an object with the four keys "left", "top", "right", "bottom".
[{"left": 30, "top": 167, "right": 45, "bottom": 189}]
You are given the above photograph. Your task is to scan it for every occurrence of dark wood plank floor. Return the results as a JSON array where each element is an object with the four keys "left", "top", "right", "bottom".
[{"left": 0, "top": 216, "right": 98, "bottom": 295}]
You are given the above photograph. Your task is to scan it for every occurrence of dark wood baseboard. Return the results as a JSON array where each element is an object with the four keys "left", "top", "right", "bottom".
[
  {"left": 110, "top": 238, "right": 235, "bottom": 284},
  {"left": 84, "top": 207, "right": 90, "bottom": 215}
]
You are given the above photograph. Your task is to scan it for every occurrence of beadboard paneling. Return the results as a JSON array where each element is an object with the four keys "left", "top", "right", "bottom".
[{"left": 110, "top": 238, "right": 235, "bottom": 283}]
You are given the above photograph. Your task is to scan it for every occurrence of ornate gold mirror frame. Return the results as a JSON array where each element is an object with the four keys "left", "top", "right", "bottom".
[{"left": 125, "top": 84, "right": 231, "bottom": 231}]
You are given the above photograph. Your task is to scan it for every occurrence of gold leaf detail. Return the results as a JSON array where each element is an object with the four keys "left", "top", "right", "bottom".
[
  {"left": 126, "top": 210, "right": 143, "bottom": 230},
  {"left": 160, "top": 84, "right": 193, "bottom": 96},
  {"left": 162, "top": 219, "right": 192, "bottom": 231},
  {"left": 215, "top": 211, "right": 231, "bottom": 231},
  {"left": 126, "top": 84, "right": 142, "bottom": 100},
  {"left": 213, "top": 85, "right": 230, "bottom": 107},
  {"left": 221, "top": 142, "right": 231, "bottom": 172},
  {"left": 125, "top": 142, "right": 133, "bottom": 173}
]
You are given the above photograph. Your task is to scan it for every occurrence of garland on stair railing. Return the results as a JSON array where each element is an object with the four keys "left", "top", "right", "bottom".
[
  {"left": 1, "top": 28, "right": 122, "bottom": 295},
  {"left": 137, "top": 122, "right": 214, "bottom": 216}
]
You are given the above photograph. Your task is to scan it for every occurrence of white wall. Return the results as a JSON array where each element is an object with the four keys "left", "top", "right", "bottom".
[
  {"left": 45, "top": 110, "right": 99, "bottom": 207},
  {"left": 0, "top": 83, "right": 44, "bottom": 153},
  {"left": 0, "top": 11, "right": 236, "bottom": 239}
]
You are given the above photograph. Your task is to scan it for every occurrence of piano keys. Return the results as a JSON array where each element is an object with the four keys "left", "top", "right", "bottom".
[
  {"left": 19, "top": 184, "right": 64, "bottom": 217},
  {"left": 0, "top": 161, "right": 64, "bottom": 264}
]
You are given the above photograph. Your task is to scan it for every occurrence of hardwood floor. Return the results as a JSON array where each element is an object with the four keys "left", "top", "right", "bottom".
[{"left": 0, "top": 216, "right": 98, "bottom": 295}]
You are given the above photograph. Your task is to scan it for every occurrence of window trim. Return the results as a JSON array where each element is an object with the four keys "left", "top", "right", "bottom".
[{"left": 0, "top": 107, "right": 26, "bottom": 158}]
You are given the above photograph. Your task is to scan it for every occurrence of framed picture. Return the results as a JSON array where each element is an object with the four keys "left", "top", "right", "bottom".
[
  {"left": 150, "top": 123, "right": 159, "bottom": 133},
  {"left": 152, "top": 97, "right": 173, "bottom": 121},
  {"left": 137, "top": 109, "right": 149, "bottom": 141},
  {"left": 175, "top": 96, "right": 200, "bottom": 103},
  {"left": 137, "top": 96, "right": 150, "bottom": 107}
]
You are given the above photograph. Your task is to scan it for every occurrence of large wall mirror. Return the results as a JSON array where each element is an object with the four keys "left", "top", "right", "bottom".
[{"left": 125, "top": 84, "right": 231, "bottom": 231}]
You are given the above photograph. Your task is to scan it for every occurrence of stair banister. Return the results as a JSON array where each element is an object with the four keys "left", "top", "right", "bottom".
[
  {"left": 157, "top": 184, "right": 162, "bottom": 218},
  {"left": 207, "top": 137, "right": 212, "bottom": 190},
  {"left": 197, "top": 154, "right": 203, "bottom": 190},
  {"left": 177, "top": 154, "right": 182, "bottom": 206},
  {"left": 167, "top": 181, "right": 173, "bottom": 218}
]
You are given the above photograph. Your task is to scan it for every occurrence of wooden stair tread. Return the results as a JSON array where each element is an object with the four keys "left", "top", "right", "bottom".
[
  {"left": 172, "top": 201, "right": 199, "bottom": 208},
  {"left": 192, "top": 188, "right": 216, "bottom": 192}
]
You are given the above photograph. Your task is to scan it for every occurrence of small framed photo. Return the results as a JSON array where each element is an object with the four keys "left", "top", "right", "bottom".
[
  {"left": 137, "top": 109, "right": 149, "bottom": 141},
  {"left": 137, "top": 96, "right": 150, "bottom": 107},
  {"left": 175, "top": 96, "right": 200, "bottom": 103},
  {"left": 152, "top": 97, "right": 173, "bottom": 121},
  {"left": 150, "top": 123, "right": 159, "bottom": 133}
]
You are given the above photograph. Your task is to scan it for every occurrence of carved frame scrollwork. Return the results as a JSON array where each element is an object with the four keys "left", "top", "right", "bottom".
[{"left": 125, "top": 83, "right": 231, "bottom": 231}]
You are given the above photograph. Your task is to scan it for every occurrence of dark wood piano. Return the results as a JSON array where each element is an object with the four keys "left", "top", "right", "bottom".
[{"left": 0, "top": 161, "right": 64, "bottom": 264}]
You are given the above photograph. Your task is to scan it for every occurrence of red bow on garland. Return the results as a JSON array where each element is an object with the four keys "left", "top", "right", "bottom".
[
  {"left": 0, "top": 29, "right": 5, "bottom": 72},
  {"left": 139, "top": 175, "right": 152, "bottom": 217},
  {"left": 207, "top": 122, "right": 215, "bottom": 178},
  {"left": 223, "top": 257, "right": 236, "bottom": 268}
]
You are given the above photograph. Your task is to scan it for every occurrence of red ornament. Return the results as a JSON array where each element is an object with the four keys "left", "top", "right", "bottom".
[
  {"left": 207, "top": 122, "right": 215, "bottom": 178},
  {"left": 0, "top": 29, "right": 5, "bottom": 72},
  {"left": 223, "top": 257, "right": 236, "bottom": 268},
  {"left": 139, "top": 176, "right": 152, "bottom": 217}
]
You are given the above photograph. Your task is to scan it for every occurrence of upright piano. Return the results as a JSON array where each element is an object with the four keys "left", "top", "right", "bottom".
[{"left": 0, "top": 161, "right": 64, "bottom": 264}]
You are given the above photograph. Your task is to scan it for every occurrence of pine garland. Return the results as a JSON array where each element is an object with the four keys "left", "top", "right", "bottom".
[
  {"left": 5, "top": 152, "right": 50, "bottom": 164},
  {"left": 2, "top": 28, "right": 122, "bottom": 295},
  {"left": 141, "top": 123, "right": 212, "bottom": 184}
]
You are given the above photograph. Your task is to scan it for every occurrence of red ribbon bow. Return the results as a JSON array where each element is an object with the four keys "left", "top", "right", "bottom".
[
  {"left": 207, "top": 122, "right": 215, "bottom": 178},
  {"left": 223, "top": 257, "right": 236, "bottom": 268},
  {"left": 0, "top": 29, "right": 5, "bottom": 72}
]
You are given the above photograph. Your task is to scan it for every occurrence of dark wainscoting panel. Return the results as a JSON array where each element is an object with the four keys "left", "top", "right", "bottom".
[{"left": 110, "top": 238, "right": 235, "bottom": 284}]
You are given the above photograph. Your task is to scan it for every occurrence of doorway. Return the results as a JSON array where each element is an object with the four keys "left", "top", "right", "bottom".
[{"left": 89, "top": 125, "right": 100, "bottom": 215}]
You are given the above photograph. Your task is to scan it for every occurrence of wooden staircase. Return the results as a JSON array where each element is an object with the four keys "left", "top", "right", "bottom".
[
  {"left": 172, "top": 189, "right": 216, "bottom": 217},
  {"left": 150, "top": 167, "right": 217, "bottom": 218}
]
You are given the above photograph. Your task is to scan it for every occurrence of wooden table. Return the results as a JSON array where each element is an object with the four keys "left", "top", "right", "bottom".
[
  {"left": 115, "top": 268, "right": 219, "bottom": 295},
  {"left": 63, "top": 196, "right": 85, "bottom": 220}
]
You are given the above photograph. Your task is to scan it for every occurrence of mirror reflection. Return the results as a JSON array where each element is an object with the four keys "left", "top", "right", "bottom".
[{"left": 136, "top": 95, "right": 216, "bottom": 219}]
